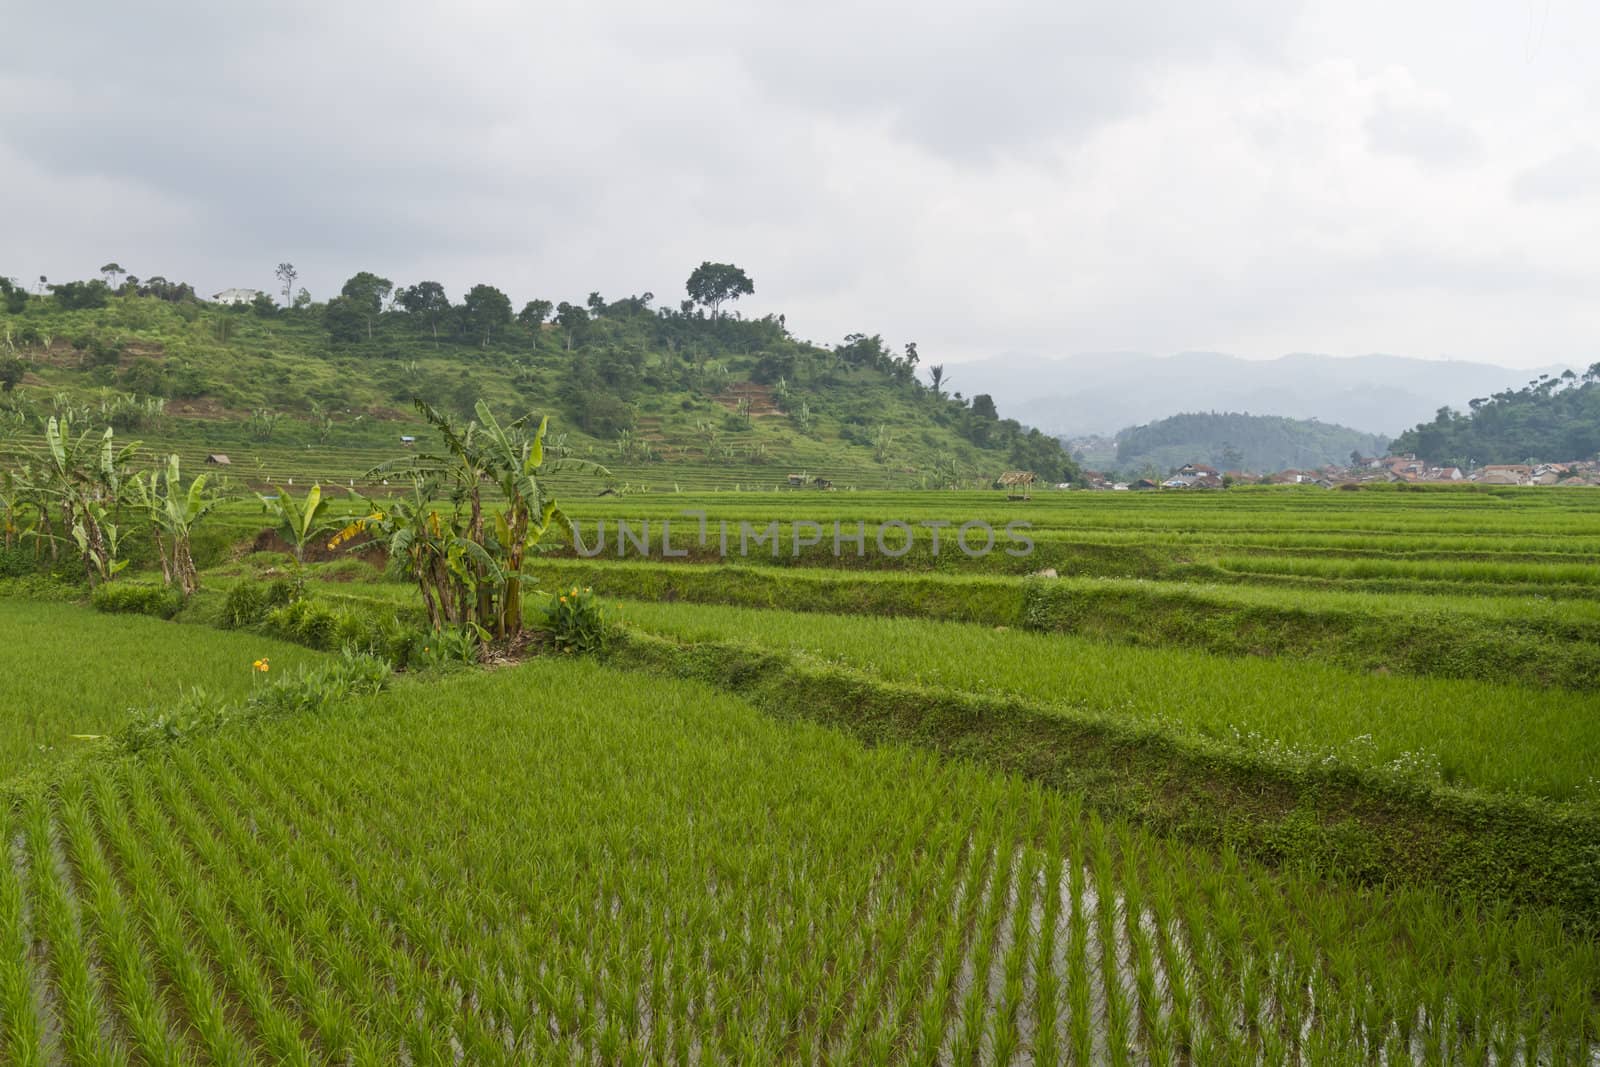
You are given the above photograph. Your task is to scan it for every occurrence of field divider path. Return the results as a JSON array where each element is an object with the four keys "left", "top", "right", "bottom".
[{"left": 605, "top": 631, "right": 1600, "bottom": 930}]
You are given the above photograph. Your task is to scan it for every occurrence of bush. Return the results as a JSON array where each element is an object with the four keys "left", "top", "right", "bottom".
[
  {"left": 91, "top": 582, "right": 183, "bottom": 619},
  {"left": 264, "top": 598, "right": 340, "bottom": 649},
  {"left": 119, "top": 651, "right": 392, "bottom": 753},
  {"left": 258, "top": 591, "right": 428, "bottom": 667},
  {"left": 539, "top": 585, "right": 610, "bottom": 654},
  {"left": 0, "top": 544, "right": 38, "bottom": 578},
  {"left": 220, "top": 577, "right": 296, "bottom": 629}
]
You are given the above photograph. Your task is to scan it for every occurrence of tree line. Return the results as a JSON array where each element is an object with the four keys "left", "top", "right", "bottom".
[
  {"left": 2, "top": 259, "right": 1077, "bottom": 481},
  {"left": 1388, "top": 366, "right": 1600, "bottom": 466}
]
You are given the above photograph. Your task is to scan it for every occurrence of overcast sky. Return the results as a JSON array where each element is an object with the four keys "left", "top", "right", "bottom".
[{"left": 3, "top": 1, "right": 1598, "bottom": 370}]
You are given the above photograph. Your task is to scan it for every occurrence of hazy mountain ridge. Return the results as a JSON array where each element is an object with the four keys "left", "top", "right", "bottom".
[{"left": 960, "top": 351, "right": 1572, "bottom": 437}]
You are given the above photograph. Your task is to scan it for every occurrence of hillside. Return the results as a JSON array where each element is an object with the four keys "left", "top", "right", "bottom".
[
  {"left": 1390, "top": 365, "right": 1600, "bottom": 466},
  {"left": 957, "top": 351, "right": 1568, "bottom": 436},
  {"left": 0, "top": 270, "right": 1074, "bottom": 490},
  {"left": 1070, "top": 411, "right": 1388, "bottom": 476}
]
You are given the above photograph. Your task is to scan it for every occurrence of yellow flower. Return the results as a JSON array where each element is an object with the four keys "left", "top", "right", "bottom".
[
  {"left": 252, "top": 658, "right": 270, "bottom": 673},
  {"left": 560, "top": 595, "right": 568, "bottom": 603}
]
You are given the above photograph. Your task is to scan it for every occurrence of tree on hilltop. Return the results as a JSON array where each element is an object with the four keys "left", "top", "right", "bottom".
[
  {"left": 462, "top": 284, "right": 512, "bottom": 347},
  {"left": 275, "top": 262, "right": 298, "bottom": 307},
  {"left": 685, "top": 262, "right": 753, "bottom": 318},
  {"left": 518, "top": 299, "right": 553, "bottom": 328},
  {"left": 398, "top": 281, "right": 452, "bottom": 340},
  {"left": 337, "top": 271, "right": 393, "bottom": 341}
]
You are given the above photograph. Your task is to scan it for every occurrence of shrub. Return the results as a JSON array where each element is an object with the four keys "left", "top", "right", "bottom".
[
  {"left": 119, "top": 651, "right": 392, "bottom": 753},
  {"left": 90, "top": 582, "right": 183, "bottom": 619},
  {"left": 264, "top": 598, "right": 340, "bottom": 649},
  {"left": 540, "top": 585, "right": 610, "bottom": 654},
  {"left": 411, "top": 626, "right": 483, "bottom": 672},
  {"left": 220, "top": 578, "right": 295, "bottom": 629},
  {"left": 0, "top": 544, "right": 37, "bottom": 578}
]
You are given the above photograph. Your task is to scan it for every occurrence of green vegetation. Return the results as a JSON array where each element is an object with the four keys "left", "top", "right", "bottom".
[
  {"left": 617, "top": 599, "right": 1600, "bottom": 802},
  {"left": 1077, "top": 410, "right": 1388, "bottom": 476},
  {"left": 1392, "top": 363, "right": 1600, "bottom": 464},
  {"left": 1, "top": 654, "right": 1595, "bottom": 1062},
  {"left": 0, "top": 264, "right": 1077, "bottom": 490},
  {"left": 0, "top": 599, "right": 326, "bottom": 777},
  {"left": 3, "top": 346, "right": 1599, "bottom": 1057}
]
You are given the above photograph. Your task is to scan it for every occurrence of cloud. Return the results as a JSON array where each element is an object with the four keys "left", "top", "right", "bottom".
[
  {"left": 1364, "top": 97, "right": 1480, "bottom": 166},
  {"left": 2, "top": 0, "right": 1599, "bottom": 374},
  {"left": 1513, "top": 145, "right": 1600, "bottom": 202}
]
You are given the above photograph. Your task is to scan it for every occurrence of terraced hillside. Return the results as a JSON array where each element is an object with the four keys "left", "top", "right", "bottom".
[{"left": 0, "top": 286, "right": 1073, "bottom": 491}]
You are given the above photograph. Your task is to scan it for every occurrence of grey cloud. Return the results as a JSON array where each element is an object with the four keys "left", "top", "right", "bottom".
[
  {"left": 1513, "top": 145, "right": 1600, "bottom": 202},
  {"left": 1363, "top": 99, "right": 1480, "bottom": 166},
  {"left": 611, "top": 0, "right": 1299, "bottom": 162}
]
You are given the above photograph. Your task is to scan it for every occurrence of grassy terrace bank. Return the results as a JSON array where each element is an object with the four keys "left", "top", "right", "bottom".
[
  {"left": 526, "top": 559, "right": 1600, "bottom": 689},
  {"left": 617, "top": 600, "right": 1600, "bottom": 803}
]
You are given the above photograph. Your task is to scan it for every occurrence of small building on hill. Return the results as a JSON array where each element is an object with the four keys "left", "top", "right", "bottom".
[
  {"left": 205, "top": 453, "right": 231, "bottom": 465},
  {"left": 211, "top": 288, "right": 262, "bottom": 305}
]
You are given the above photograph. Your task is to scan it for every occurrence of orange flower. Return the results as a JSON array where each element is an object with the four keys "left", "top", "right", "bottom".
[{"left": 252, "top": 658, "right": 270, "bottom": 673}]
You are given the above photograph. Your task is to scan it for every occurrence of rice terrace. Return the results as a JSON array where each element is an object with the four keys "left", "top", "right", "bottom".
[
  {"left": 4, "top": 291, "right": 1600, "bottom": 1065},
  {"left": 8, "top": 24, "right": 1600, "bottom": 1049}
]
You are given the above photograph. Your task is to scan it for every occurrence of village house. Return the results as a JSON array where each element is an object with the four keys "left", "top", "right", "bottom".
[{"left": 211, "top": 288, "right": 262, "bottom": 305}]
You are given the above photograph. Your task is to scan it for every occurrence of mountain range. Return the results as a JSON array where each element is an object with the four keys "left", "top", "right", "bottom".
[{"left": 956, "top": 352, "right": 1572, "bottom": 437}]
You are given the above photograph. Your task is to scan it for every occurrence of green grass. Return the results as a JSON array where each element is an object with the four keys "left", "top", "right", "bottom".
[
  {"left": 0, "top": 600, "right": 328, "bottom": 778},
  {"left": 618, "top": 598, "right": 1600, "bottom": 803},
  {"left": 1, "top": 656, "right": 1594, "bottom": 1062}
]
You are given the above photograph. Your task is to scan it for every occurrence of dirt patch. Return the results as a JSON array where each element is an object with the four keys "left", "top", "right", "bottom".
[
  {"left": 247, "top": 527, "right": 389, "bottom": 568},
  {"left": 171, "top": 396, "right": 248, "bottom": 420}
]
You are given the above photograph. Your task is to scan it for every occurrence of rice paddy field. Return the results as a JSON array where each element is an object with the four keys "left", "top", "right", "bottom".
[{"left": 4, "top": 484, "right": 1600, "bottom": 1062}]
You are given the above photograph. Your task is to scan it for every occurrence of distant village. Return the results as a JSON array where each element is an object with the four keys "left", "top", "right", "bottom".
[{"left": 1074, "top": 456, "right": 1600, "bottom": 491}]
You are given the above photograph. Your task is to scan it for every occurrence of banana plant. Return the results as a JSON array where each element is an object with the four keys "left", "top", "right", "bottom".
[
  {"left": 258, "top": 481, "right": 331, "bottom": 567},
  {"left": 40, "top": 415, "right": 140, "bottom": 584},
  {"left": 132, "top": 454, "right": 222, "bottom": 597},
  {"left": 470, "top": 400, "right": 606, "bottom": 636},
  {"left": 70, "top": 503, "right": 127, "bottom": 581},
  {"left": 368, "top": 398, "right": 606, "bottom": 638}
]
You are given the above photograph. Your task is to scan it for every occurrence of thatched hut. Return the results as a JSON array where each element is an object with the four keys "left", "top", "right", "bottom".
[{"left": 998, "top": 470, "right": 1036, "bottom": 499}]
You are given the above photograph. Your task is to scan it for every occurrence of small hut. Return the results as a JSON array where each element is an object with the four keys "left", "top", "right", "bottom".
[
  {"left": 998, "top": 470, "right": 1036, "bottom": 500},
  {"left": 205, "top": 453, "right": 231, "bottom": 466}
]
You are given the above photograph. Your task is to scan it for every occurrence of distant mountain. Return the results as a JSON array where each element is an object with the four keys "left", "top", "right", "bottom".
[
  {"left": 1069, "top": 412, "right": 1388, "bottom": 476},
  {"left": 956, "top": 352, "right": 1572, "bottom": 437}
]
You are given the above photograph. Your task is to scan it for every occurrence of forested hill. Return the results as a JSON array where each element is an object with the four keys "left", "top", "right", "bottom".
[
  {"left": 1389, "top": 366, "right": 1600, "bottom": 466},
  {"left": 1073, "top": 412, "right": 1387, "bottom": 476},
  {"left": 0, "top": 266, "right": 1075, "bottom": 489}
]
